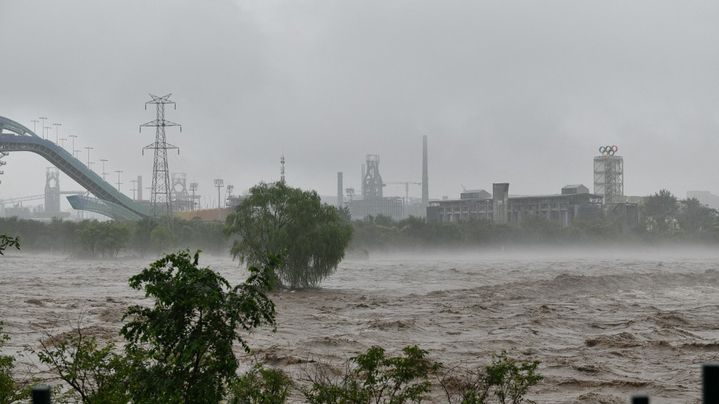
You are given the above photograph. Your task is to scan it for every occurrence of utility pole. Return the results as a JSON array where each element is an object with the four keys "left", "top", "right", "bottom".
[
  {"left": 43, "top": 126, "right": 52, "bottom": 141},
  {"left": 214, "top": 178, "right": 224, "bottom": 210},
  {"left": 99, "top": 159, "right": 108, "bottom": 180},
  {"left": 85, "top": 146, "right": 93, "bottom": 168},
  {"left": 140, "top": 94, "right": 181, "bottom": 217},
  {"left": 52, "top": 122, "right": 61, "bottom": 144},
  {"left": 31, "top": 119, "right": 39, "bottom": 133},
  {"left": 59, "top": 138, "right": 66, "bottom": 148},
  {"left": 115, "top": 170, "right": 123, "bottom": 192},
  {"left": 131, "top": 179, "right": 137, "bottom": 200}
]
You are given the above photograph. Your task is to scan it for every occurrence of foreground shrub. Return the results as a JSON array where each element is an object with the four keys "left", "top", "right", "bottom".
[
  {"left": 0, "top": 235, "right": 19, "bottom": 255},
  {"left": 37, "top": 327, "right": 128, "bottom": 404},
  {"left": 228, "top": 364, "right": 293, "bottom": 404},
  {"left": 0, "top": 322, "right": 28, "bottom": 404},
  {"left": 121, "top": 250, "right": 277, "bottom": 403},
  {"left": 439, "top": 351, "right": 542, "bottom": 404},
  {"left": 302, "top": 345, "right": 440, "bottom": 403},
  {"left": 39, "top": 250, "right": 278, "bottom": 404}
]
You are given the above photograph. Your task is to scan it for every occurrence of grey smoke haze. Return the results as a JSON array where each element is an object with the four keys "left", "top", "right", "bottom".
[{"left": 1, "top": 0, "right": 718, "bottom": 204}]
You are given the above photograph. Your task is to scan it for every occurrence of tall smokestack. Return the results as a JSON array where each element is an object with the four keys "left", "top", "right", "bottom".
[
  {"left": 422, "top": 135, "right": 428, "bottom": 205},
  {"left": 337, "top": 172, "right": 343, "bottom": 209}
]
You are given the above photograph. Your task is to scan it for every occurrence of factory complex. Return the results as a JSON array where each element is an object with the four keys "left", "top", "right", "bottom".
[{"left": 339, "top": 142, "right": 641, "bottom": 229}]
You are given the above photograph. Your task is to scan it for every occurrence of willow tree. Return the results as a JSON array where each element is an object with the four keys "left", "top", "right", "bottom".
[{"left": 225, "top": 182, "right": 352, "bottom": 289}]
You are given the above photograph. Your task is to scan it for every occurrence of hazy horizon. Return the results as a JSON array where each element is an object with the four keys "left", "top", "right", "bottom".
[{"left": 2, "top": 0, "right": 719, "bottom": 207}]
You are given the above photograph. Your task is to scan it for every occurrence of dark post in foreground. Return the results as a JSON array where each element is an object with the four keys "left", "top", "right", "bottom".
[
  {"left": 31, "top": 384, "right": 51, "bottom": 404},
  {"left": 632, "top": 395, "right": 649, "bottom": 404},
  {"left": 704, "top": 364, "right": 719, "bottom": 403}
]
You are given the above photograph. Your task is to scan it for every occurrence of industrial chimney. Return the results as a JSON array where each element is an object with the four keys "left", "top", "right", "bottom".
[{"left": 422, "top": 135, "right": 428, "bottom": 205}]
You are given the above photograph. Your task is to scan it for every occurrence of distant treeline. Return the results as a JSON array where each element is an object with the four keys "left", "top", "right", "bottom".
[
  {"left": 1, "top": 189, "right": 717, "bottom": 256},
  {"left": 350, "top": 190, "right": 719, "bottom": 250},
  {"left": 0, "top": 217, "right": 227, "bottom": 257}
]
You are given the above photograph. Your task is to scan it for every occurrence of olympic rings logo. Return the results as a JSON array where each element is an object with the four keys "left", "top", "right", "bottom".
[{"left": 598, "top": 145, "right": 619, "bottom": 156}]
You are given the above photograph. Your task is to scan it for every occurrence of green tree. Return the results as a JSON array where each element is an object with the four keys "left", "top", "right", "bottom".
[
  {"left": 228, "top": 364, "right": 292, "bottom": 404},
  {"left": 0, "top": 236, "right": 26, "bottom": 404},
  {"left": 77, "top": 221, "right": 130, "bottom": 257},
  {"left": 303, "top": 345, "right": 440, "bottom": 404},
  {"left": 0, "top": 322, "right": 28, "bottom": 404},
  {"left": 121, "top": 250, "right": 277, "bottom": 403},
  {"left": 149, "top": 224, "right": 175, "bottom": 252},
  {"left": 642, "top": 189, "right": 679, "bottom": 233},
  {"left": 37, "top": 327, "right": 128, "bottom": 404},
  {"left": 678, "top": 198, "right": 716, "bottom": 234},
  {"left": 0, "top": 235, "right": 19, "bottom": 255},
  {"left": 226, "top": 182, "right": 352, "bottom": 288},
  {"left": 484, "top": 352, "right": 542, "bottom": 404}
]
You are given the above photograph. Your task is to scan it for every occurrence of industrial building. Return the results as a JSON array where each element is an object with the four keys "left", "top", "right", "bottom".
[
  {"left": 347, "top": 154, "right": 405, "bottom": 221},
  {"left": 427, "top": 145, "right": 639, "bottom": 228},
  {"left": 427, "top": 183, "right": 603, "bottom": 227},
  {"left": 343, "top": 135, "right": 429, "bottom": 221}
]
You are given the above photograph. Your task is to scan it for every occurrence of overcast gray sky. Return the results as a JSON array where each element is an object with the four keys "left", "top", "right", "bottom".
[{"left": 1, "top": 0, "right": 719, "bottom": 207}]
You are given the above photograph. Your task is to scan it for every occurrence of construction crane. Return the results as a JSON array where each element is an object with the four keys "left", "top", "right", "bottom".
[{"left": 385, "top": 181, "right": 421, "bottom": 205}]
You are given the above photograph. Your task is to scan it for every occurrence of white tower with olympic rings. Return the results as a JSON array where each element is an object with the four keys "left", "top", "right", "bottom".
[{"left": 593, "top": 145, "right": 624, "bottom": 204}]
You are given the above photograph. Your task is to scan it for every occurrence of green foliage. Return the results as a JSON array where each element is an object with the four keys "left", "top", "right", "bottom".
[
  {"left": 121, "top": 250, "right": 277, "bottom": 403},
  {"left": 642, "top": 189, "right": 680, "bottom": 234},
  {"left": 303, "top": 345, "right": 440, "bottom": 404},
  {"left": 228, "top": 364, "right": 292, "bottom": 404},
  {"left": 0, "top": 235, "right": 19, "bottom": 255},
  {"left": 149, "top": 224, "right": 175, "bottom": 252},
  {"left": 226, "top": 182, "right": 352, "bottom": 289},
  {"left": 484, "top": 352, "right": 542, "bottom": 404},
  {"left": 0, "top": 217, "right": 229, "bottom": 256},
  {"left": 440, "top": 352, "right": 542, "bottom": 404},
  {"left": 0, "top": 239, "right": 26, "bottom": 404},
  {"left": 678, "top": 198, "right": 717, "bottom": 235},
  {"left": 0, "top": 322, "right": 28, "bottom": 404},
  {"left": 77, "top": 220, "right": 131, "bottom": 257},
  {"left": 37, "top": 327, "right": 128, "bottom": 404}
]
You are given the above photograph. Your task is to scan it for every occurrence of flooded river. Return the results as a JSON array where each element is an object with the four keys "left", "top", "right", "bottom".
[{"left": 2, "top": 249, "right": 719, "bottom": 403}]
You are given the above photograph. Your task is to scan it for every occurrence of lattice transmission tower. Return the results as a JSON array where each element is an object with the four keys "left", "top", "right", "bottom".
[{"left": 140, "top": 94, "right": 181, "bottom": 216}]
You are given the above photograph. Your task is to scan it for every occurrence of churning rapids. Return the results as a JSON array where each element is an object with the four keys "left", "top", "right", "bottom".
[{"left": 2, "top": 249, "right": 719, "bottom": 403}]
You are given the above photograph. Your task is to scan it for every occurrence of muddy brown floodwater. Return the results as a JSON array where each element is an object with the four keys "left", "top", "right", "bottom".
[{"left": 2, "top": 249, "right": 719, "bottom": 403}]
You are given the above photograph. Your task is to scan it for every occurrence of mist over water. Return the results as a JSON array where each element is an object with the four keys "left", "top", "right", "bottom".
[{"left": 3, "top": 247, "right": 719, "bottom": 402}]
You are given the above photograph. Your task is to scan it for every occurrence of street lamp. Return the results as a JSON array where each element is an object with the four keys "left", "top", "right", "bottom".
[
  {"left": 38, "top": 117, "right": 48, "bottom": 138},
  {"left": 99, "top": 159, "right": 108, "bottom": 180},
  {"left": 214, "top": 179, "right": 224, "bottom": 210},
  {"left": 85, "top": 146, "right": 93, "bottom": 167},
  {"left": 131, "top": 179, "right": 138, "bottom": 200},
  {"left": 68, "top": 135, "right": 78, "bottom": 157},
  {"left": 52, "top": 122, "right": 62, "bottom": 144},
  {"left": 115, "top": 170, "right": 123, "bottom": 192}
]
